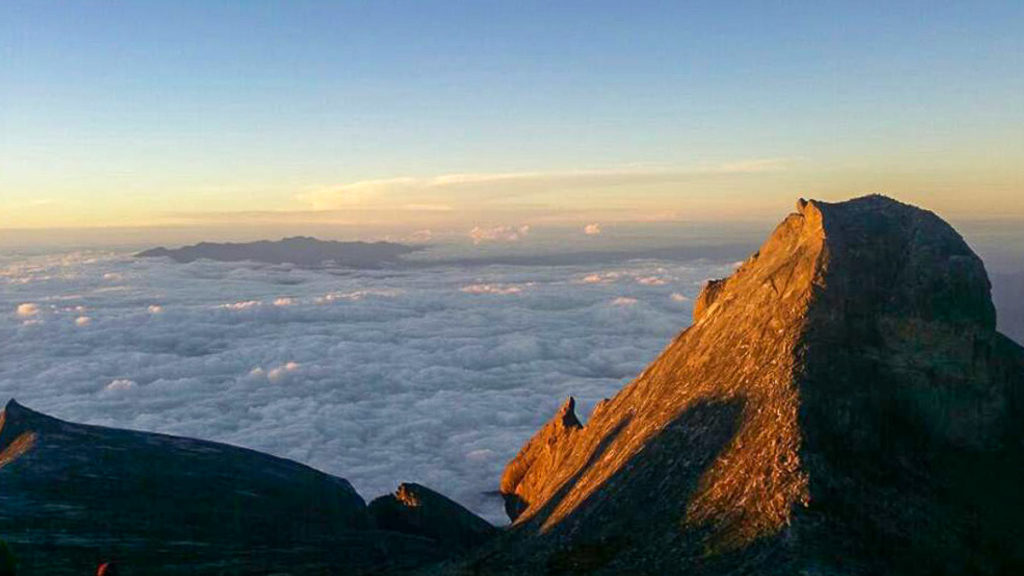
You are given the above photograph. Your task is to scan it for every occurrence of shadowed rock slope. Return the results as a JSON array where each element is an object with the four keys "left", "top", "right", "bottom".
[
  {"left": 438, "top": 195, "right": 1024, "bottom": 576},
  {"left": 0, "top": 400, "right": 486, "bottom": 575},
  {"left": 369, "top": 483, "right": 499, "bottom": 555}
]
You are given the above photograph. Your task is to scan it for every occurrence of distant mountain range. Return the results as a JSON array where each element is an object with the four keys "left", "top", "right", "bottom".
[
  {"left": 136, "top": 236, "right": 420, "bottom": 267},
  {"left": 6, "top": 196, "right": 1023, "bottom": 575}
]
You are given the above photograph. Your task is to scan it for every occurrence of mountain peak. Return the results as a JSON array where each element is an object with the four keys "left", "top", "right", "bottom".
[
  {"left": 1, "top": 398, "right": 41, "bottom": 438},
  {"left": 556, "top": 396, "right": 582, "bottom": 429},
  {"left": 468, "top": 196, "right": 1024, "bottom": 575},
  {"left": 813, "top": 194, "right": 994, "bottom": 329},
  {"left": 500, "top": 396, "right": 584, "bottom": 522},
  {"left": 0, "top": 399, "right": 41, "bottom": 472},
  {"left": 3, "top": 398, "right": 27, "bottom": 414}
]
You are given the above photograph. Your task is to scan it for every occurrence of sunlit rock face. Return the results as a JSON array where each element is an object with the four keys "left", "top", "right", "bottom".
[
  {"left": 500, "top": 396, "right": 583, "bottom": 522},
  {"left": 460, "top": 196, "right": 1024, "bottom": 575}
]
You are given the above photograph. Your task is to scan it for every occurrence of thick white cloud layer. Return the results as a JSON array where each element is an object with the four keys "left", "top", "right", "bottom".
[{"left": 0, "top": 249, "right": 735, "bottom": 523}]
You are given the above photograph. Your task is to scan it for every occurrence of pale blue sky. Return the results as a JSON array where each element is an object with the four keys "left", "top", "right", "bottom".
[{"left": 1, "top": 1, "right": 1022, "bottom": 230}]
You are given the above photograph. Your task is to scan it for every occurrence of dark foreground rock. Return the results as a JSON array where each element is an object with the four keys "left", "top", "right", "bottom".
[
  {"left": 434, "top": 195, "right": 1024, "bottom": 576},
  {"left": 369, "top": 483, "right": 498, "bottom": 555},
  {"left": 0, "top": 400, "right": 483, "bottom": 575}
]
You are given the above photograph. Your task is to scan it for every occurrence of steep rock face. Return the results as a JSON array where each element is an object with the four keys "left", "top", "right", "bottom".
[
  {"left": 465, "top": 196, "right": 1024, "bottom": 575},
  {"left": 500, "top": 397, "right": 583, "bottom": 522},
  {"left": 0, "top": 400, "right": 447, "bottom": 575},
  {"left": 369, "top": 483, "right": 498, "bottom": 554}
]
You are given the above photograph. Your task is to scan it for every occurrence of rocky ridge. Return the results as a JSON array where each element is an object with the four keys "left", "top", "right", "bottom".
[
  {"left": 451, "top": 195, "right": 1024, "bottom": 575},
  {"left": 369, "top": 483, "right": 499, "bottom": 555},
  {"left": 0, "top": 399, "right": 491, "bottom": 575}
]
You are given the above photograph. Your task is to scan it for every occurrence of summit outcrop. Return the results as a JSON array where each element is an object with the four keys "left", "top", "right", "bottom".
[{"left": 449, "top": 195, "right": 1024, "bottom": 575}]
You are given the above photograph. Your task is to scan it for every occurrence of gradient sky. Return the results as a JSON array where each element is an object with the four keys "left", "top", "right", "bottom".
[{"left": 2, "top": 1, "right": 1022, "bottom": 234}]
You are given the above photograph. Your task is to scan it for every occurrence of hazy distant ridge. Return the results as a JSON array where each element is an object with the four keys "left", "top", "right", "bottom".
[{"left": 136, "top": 236, "right": 420, "bottom": 267}]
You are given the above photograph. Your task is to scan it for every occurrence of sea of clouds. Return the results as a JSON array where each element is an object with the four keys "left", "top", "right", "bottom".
[{"left": 0, "top": 245, "right": 741, "bottom": 523}]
